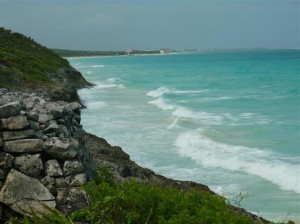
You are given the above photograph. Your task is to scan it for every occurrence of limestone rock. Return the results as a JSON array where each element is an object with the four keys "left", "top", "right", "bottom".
[
  {"left": 44, "top": 160, "right": 63, "bottom": 177},
  {"left": 27, "top": 110, "right": 39, "bottom": 122},
  {"left": 63, "top": 160, "right": 84, "bottom": 176},
  {"left": 56, "top": 188, "right": 89, "bottom": 215},
  {"left": 0, "top": 115, "right": 29, "bottom": 130},
  {"left": 48, "top": 104, "right": 65, "bottom": 119},
  {"left": 14, "top": 154, "right": 43, "bottom": 177},
  {"left": 40, "top": 176, "right": 55, "bottom": 187},
  {"left": 43, "top": 137, "right": 79, "bottom": 159},
  {"left": 65, "top": 102, "right": 81, "bottom": 113},
  {"left": 70, "top": 173, "right": 87, "bottom": 187},
  {"left": 2, "top": 129, "right": 35, "bottom": 141},
  {"left": 0, "top": 169, "right": 56, "bottom": 216},
  {"left": 43, "top": 120, "right": 60, "bottom": 134},
  {"left": 55, "top": 177, "right": 69, "bottom": 188},
  {"left": 28, "top": 120, "right": 40, "bottom": 130},
  {"left": 0, "top": 152, "right": 14, "bottom": 169},
  {"left": 38, "top": 113, "right": 54, "bottom": 124},
  {"left": 4, "top": 139, "right": 43, "bottom": 153},
  {"left": 0, "top": 102, "right": 21, "bottom": 119}
]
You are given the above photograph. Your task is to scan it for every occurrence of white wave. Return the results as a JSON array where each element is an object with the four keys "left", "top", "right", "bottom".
[
  {"left": 148, "top": 97, "right": 174, "bottom": 110},
  {"left": 175, "top": 131, "right": 300, "bottom": 194},
  {"left": 172, "top": 107, "right": 224, "bottom": 125},
  {"left": 199, "top": 96, "right": 236, "bottom": 102},
  {"left": 75, "top": 64, "right": 105, "bottom": 69},
  {"left": 240, "top": 113, "right": 255, "bottom": 118},
  {"left": 86, "top": 70, "right": 92, "bottom": 75},
  {"left": 147, "top": 87, "right": 171, "bottom": 98},
  {"left": 167, "top": 118, "right": 180, "bottom": 129},
  {"left": 91, "top": 65, "right": 105, "bottom": 68},
  {"left": 172, "top": 90, "right": 209, "bottom": 94},
  {"left": 86, "top": 101, "right": 106, "bottom": 110},
  {"left": 147, "top": 86, "right": 207, "bottom": 98},
  {"left": 107, "top": 77, "right": 122, "bottom": 83},
  {"left": 94, "top": 81, "right": 117, "bottom": 89}
]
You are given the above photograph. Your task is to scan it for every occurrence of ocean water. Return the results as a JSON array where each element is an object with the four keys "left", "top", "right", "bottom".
[{"left": 68, "top": 50, "right": 300, "bottom": 222}]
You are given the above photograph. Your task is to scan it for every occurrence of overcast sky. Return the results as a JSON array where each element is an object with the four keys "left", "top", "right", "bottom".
[{"left": 0, "top": 0, "right": 299, "bottom": 51}]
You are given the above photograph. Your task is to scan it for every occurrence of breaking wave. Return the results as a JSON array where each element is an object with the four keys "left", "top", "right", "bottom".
[{"left": 175, "top": 131, "right": 300, "bottom": 194}]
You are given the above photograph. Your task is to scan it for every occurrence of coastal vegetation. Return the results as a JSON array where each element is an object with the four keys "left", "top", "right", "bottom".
[
  {"left": 0, "top": 27, "right": 91, "bottom": 102},
  {"left": 0, "top": 28, "right": 69, "bottom": 87},
  {"left": 7, "top": 168, "right": 269, "bottom": 224}
]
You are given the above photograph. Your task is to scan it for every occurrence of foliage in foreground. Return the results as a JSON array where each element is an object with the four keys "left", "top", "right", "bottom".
[{"left": 7, "top": 168, "right": 264, "bottom": 224}]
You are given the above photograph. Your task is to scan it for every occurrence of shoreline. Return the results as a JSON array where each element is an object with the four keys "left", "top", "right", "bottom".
[{"left": 62, "top": 48, "right": 300, "bottom": 59}]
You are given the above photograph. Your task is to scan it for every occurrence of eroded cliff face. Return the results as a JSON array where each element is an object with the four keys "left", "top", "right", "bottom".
[{"left": 0, "top": 90, "right": 93, "bottom": 221}]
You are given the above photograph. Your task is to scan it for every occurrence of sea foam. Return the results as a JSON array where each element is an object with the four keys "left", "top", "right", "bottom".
[
  {"left": 148, "top": 98, "right": 174, "bottom": 110},
  {"left": 175, "top": 131, "right": 300, "bottom": 194},
  {"left": 172, "top": 107, "right": 224, "bottom": 125},
  {"left": 147, "top": 87, "right": 207, "bottom": 98}
]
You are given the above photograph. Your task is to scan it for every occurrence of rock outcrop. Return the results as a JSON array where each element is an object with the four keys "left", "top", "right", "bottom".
[{"left": 0, "top": 91, "right": 93, "bottom": 222}]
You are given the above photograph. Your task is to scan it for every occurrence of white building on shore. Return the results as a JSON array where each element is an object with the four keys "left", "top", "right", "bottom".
[{"left": 160, "top": 48, "right": 170, "bottom": 54}]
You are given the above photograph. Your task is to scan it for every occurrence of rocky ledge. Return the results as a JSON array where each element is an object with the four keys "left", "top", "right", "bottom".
[{"left": 0, "top": 89, "right": 270, "bottom": 223}]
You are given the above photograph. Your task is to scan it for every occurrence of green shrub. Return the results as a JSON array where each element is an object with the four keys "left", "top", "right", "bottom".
[{"left": 70, "top": 168, "right": 260, "bottom": 224}]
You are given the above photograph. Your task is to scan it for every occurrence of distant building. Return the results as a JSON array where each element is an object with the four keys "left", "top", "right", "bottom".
[
  {"left": 160, "top": 48, "right": 170, "bottom": 54},
  {"left": 126, "top": 49, "right": 134, "bottom": 55}
]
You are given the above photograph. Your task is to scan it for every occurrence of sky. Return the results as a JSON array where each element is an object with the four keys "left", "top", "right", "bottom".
[{"left": 0, "top": 0, "right": 299, "bottom": 51}]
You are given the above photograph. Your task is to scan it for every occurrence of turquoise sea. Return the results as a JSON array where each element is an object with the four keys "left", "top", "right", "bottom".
[{"left": 69, "top": 50, "right": 300, "bottom": 222}]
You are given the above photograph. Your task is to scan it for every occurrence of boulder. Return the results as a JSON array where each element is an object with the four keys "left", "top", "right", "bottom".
[
  {"left": 44, "top": 160, "right": 63, "bottom": 177},
  {"left": 2, "top": 129, "right": 35, "bottom": 141},
  {"left": 40, "top": 176, "right": 55, "bottom": 187},
  {"left": 69, "top": 173, "right": 87, "bottom": 187},
  {"left": 56, "top": 188, "right": 89, "bottom": 215},
  {"left": 0, "top": 169, "right": 56, "bottom": 216},
  {"left": 55, "top": 177, "right": 69, "bottom": 188},
  {"left": 47, "top": 104, "right": 65, "bottom": 119},
  {"left": 0, "top": 115, "right": 29, "bottom": 130},
  {"left": 14, "top": 154, "right": 43, "bottom": 177},
  {"left": 38, "top": 113, "right": 54, "bottom": 124},
  {"left": 0, "top": 102, "right": 21, "bottom": 119},
  {"left": 43, "top": 137, "right": 79, "bottom": 159},
  {"left": 65, "top": 102, "right": 81, "bottom": 113},
  {"left": 43, "top": 120, "right": 60, "bottom": 134},
  {"left": 27, "top": 110, "right": 39, "bottom": 122},
  {"left": 28, "top": 120, "right": 40, "bottom": 130},
  {"left": 63, "top": 160, "right": 84, "bottom": 176},
  {"left": 4, "top": 139, "right": 43, "bottom": 153},
  {"left": 0, "top": 135, "right": 2, "bottom": 147},
  {"left": 0, "top": 152, "right": 14, "bottom": 169}
]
